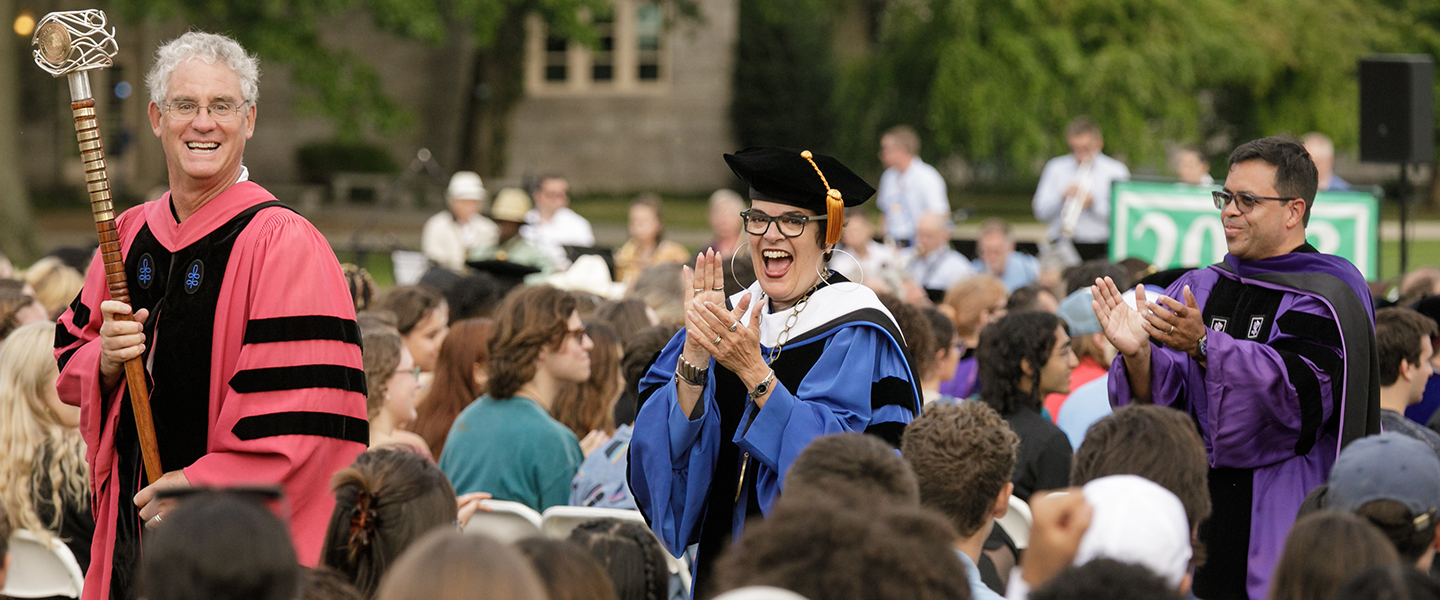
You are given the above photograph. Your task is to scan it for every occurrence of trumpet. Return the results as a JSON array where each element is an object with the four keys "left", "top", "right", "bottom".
[{"left": 1059, "top": 158, "right": 1093, "bottom": 240}]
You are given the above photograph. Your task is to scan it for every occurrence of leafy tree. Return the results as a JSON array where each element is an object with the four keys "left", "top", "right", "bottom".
[
  {"left": 731, "top": 0, "right": 839, "bottom": 151},
  {"left": 835, "top": 0, "right": 1435, "bottom": 180},
  {"left": 1, "top": 0, "right": 40, "bottom": 262}
]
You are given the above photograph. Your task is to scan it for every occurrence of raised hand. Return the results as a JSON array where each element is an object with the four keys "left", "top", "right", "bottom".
[
  {"left": 1021, "top": 489, "right": 1093, "bottom": 589},
  {"left": 1090, "top": 277, "right": 1149, "bottom": 358},
  {"left": 691, "top": 293, "right": 767, "bottom": 387},
  {"left": 681, "top": 250, "right": 728, "bottom": 366}
]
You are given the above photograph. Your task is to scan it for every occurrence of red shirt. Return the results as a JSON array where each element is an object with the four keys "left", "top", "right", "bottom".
[{"left": 1044, "top": 357, "right": 1108, "bottom": 423}]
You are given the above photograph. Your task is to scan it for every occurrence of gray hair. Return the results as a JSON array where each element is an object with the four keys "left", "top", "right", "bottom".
[{"left": 146, "top": 32, "right": 260, "bottom": 107}]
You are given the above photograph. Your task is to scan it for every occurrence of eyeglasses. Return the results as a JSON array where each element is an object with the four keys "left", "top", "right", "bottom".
[
  {"left": 740, "top": 210, "right": 828, "bottom": 238},
  {"left": 566, "top": 327, "right": 588, "bottom": 344},
  {"left": 162, "top": 100, "right": 250, "bottom": 121},
  {"left": 1211, "top": 190, "right": 1295, "bottom": 214}
]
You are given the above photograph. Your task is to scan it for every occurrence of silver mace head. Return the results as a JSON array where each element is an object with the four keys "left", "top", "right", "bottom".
[{"left": 32, "top": 10, "right": 118, "bottom": 102}]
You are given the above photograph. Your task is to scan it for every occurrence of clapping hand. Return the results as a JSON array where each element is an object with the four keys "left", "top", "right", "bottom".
[
  {"left": 1091, "top": 277, "right": 1150, "bottom": 358},
  {"left": 681, "top": 250, "right": 728, "bottom": 367}
]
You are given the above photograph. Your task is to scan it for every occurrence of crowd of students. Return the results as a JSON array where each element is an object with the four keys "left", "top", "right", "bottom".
[{"left": 6, "top": 192, "right": 1440, "bottom": 600}]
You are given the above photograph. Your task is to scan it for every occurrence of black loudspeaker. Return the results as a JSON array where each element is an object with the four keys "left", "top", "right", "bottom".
[{"left": 1359, "top": 54, "right": 1435, "bottom": 164}]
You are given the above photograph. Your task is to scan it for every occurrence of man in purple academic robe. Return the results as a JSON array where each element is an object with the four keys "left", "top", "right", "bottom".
[{"left": 1092, "top": 136, "right": 1379, "bottom": 600}]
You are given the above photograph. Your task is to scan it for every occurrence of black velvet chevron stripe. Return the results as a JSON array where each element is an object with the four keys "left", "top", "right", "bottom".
[
  {"left": 243, "top": 315, "right": 362, "bottom": 346},
  {"left": 68, "top": 292, "right": 89, "bottom": 331},
  {"left": 54, "top": 322, "right": 79, "bottom": 350},
  {"left": 1277, "top": 350, "right": 1324, "bottom": 456},
  {"left": 56, "top": 346, "right": 80, "bottom": 373},
  {"left": 865, "top": 421, "right": 907, "bottom": 448},
  {"left": 232, "top": 411, "right": 369, "bottom": 444},
  {"left": 228, "top": 365, "right": 367, "bottom": 395}
]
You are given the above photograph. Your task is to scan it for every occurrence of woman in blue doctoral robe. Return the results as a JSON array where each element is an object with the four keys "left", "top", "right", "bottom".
[{"left": 628, "top": 148, "right": 921, "bottom": 597}]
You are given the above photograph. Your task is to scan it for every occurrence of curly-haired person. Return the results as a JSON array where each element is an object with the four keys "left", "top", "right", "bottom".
[
  {"left": 714, "top": 495, "right": 971, "bottom": 600},
  {"left": 902, "top": 401, "right": 1019, "bottom": 600}
]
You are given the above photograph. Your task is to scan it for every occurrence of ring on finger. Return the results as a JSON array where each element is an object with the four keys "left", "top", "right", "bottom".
[
  {"left": 712, "top": 335, "right": 722, "bottom": 345},
  {"left": 728, "top": 321, "right": 740, "bottom": 332},
  {"left": 713, "top": 286, "right": 725, "bottom": 291},
  {"left": 694, "top": 288, "right": 704, "bottom": 293},
  {"left": 1169, "top": 324, "right": 1175, "bottom": 334}
]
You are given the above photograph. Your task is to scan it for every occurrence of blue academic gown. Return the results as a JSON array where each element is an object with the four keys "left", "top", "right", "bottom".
[{"left": 628, "top": 276, "right": 919, "bottom": 596}]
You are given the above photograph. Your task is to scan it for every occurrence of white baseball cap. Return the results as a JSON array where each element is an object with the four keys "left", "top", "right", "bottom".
[
  {"left": 1076, "top": 474, "right": 1193, "bottom": 588},
  {"left": 446, "top": 171, "right": 486, "bottom": 201},
  {"left": 712, "top": 587, "right": 810, "bottom": 600}
]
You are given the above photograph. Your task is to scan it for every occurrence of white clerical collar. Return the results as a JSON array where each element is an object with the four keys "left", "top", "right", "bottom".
[{"left": 236, "top": 165, "right": 249, "bottom": 183}]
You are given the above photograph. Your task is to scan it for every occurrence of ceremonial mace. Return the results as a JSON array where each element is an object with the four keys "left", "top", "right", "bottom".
[{"left": 33, "top": 11, "right": 163, "bottom": 484}]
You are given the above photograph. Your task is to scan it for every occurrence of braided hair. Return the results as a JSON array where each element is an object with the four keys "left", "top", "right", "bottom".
[
  {"left": 319, "top": 449, "right": 457, "bottom": 599},
  {"left": 568, "top": 519, "right": 669, "bottom": 600}
]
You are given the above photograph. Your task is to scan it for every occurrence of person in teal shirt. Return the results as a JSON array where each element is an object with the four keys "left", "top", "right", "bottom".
[{"left": 439, "top": 285, "right": 592, "bottom": 512}]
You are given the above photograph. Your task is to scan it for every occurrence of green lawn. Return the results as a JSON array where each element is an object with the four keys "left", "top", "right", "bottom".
[
  {"left": 1380, "top": 240, "right": 1440, "bottom": 280},
  {"left": 335, "top": 190, "right": 1440, "bottom": 286}
]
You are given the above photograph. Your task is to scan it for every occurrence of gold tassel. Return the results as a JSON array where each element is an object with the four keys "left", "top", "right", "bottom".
[{"left": 799, "top": 151, "right": 844, "bottom": 246}]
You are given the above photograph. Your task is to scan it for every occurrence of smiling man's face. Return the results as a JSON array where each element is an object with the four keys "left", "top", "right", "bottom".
[{"left": 148, "top": 59, "right": 255, "bottom": 191}]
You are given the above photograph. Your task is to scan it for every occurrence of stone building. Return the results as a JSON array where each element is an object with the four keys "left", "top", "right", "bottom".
[{"left": 17, "top": 0, "right": 739, "bottom": 201}]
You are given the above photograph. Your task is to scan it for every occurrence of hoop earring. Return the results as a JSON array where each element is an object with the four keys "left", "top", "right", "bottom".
[
  {"left": 826, "top": 247, "right": 864, "bottom": 285},
  {"left": 729, "top": 241, "right": 751, "bottom": 291},
  {"left": 814, "top": 248, "right": 834, "bottom": 285}
]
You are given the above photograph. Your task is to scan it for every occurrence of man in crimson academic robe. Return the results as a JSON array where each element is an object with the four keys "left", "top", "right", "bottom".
[
  {"left": 1093, "top": 136, "right": 1379, "bottom": 600},
  {"left": 55, "top": 32, "right": 368, "bottom": 600}
]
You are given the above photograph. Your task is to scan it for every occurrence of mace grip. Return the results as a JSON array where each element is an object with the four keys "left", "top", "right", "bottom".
[{"left": 72, "top": 97, "right": 162, "bottom": 484}]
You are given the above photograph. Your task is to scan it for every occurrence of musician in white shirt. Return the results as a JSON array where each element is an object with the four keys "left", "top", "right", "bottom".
[{"left": 1032, "top": 117, "right": 1130, "bottom": 244}]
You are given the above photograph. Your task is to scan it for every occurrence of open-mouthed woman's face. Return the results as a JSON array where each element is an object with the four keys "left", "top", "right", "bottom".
[{"left": 746, "top": 200, "right": 827, "bottom": 306}]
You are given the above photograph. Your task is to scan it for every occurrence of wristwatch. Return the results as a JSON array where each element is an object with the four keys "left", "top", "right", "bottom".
[
  {"left": 748, "top": 370, "right": 776, "bottom": 401},
  {"left": 1196, "top": 335, "right": 1208, "bottom": 360},
  {"left": 676, "top": 355, "right": 708, "bottom": 386}
]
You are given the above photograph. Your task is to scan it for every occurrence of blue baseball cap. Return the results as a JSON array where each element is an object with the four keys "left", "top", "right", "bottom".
[
  {"left": 1329, "top": 432, "right": 1440, "bottom": 516},
  {"left": 1057, "top": 289, "right": 1103, "bottom": 337}
]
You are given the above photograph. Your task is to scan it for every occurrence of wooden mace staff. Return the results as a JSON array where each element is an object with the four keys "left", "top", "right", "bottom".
[{"left": 33, "top": 10, "right": 163, "bottom": 484}]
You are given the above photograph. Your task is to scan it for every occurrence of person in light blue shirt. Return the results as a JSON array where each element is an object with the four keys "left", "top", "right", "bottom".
[
  {"left": 877, "top": 126, "right": 951, "bottom": 244},
  {"left": 1055, "top": 377, "right": 1112, "bottom": 450},
  {"left": 971, "top": 219, "right": 1040, "bottom": 292},
  {"left": 569, "top": 424, "right": 636, "bottom": 509},
  {"left": 901, "top": 401, "right": 1018, "bottom": 600}
]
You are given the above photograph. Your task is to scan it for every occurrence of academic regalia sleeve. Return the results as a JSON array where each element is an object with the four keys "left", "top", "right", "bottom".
[
  {"left": 180, "top": 209, "right": 368, "bottom": 564},
  {"left": 1109, "top": 273, "right": 1204, "bottom": 410},
  {"left": 629, "top": 331, "right": 722, "bottom": 557},
  {"left": 736, "top": 326, "right": 911, "bottom": 478},
  {"left": 55, "top": 208, "right": 145, "bottom": 493},
  {"left": 1199, "top": 294, "right": 1339, "bottom": 468},
  {"left": 1110, "top": 276, "right": 1342, "bottom": 469}
]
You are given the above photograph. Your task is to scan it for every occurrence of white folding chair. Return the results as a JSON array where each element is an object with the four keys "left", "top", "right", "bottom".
[
  {"left": 2, "top": 529, "right": 84, "bottom": 599},
  {"left": 541, "top": 506, "right": 692, "bottom": 595},
  {"left": 996, "top": 495, "right": 1034, "bottom": 550},
  {"left": 539, "top": 506, "right": 648, "bottom": 538},
  {"left": 462, "top": 499, "right": 544, "bottom": 544}
]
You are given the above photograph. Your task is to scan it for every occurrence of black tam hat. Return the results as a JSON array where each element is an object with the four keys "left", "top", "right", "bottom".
[{"left": 723, "top": 147, "right": 876, "bottom": 246}]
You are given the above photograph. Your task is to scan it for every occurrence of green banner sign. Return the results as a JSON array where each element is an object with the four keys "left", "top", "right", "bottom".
[{"left": 1109, "top": 181, "right": 1380, "bottom": 279}]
